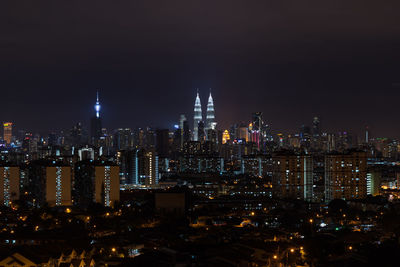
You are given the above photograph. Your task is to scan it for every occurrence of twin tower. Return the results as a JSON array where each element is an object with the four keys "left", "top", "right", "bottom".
[{"left": 193, "top": 90, "right": 216, "bottom": 141}]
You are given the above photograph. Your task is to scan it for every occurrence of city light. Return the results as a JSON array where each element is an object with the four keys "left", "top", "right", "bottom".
[{"left": 0, "top": 3, "right": 397, "bottom": 265}]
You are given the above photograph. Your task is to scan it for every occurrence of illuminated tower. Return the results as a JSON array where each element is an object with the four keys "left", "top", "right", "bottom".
[
  {"left": 95, "top": 91, "right": 101, "bottom": 118},
  {"left": 90, "top": 91, "right": 103, "bottom": 146},
  {"left": 193, "top": 90, "right": 202, "bottom": 141},
  {"left": 3, "top": 122, "right": 13, "bottom": 145},
  {"left": 206, "top": 90, "right": 216, "bottom": 131}
]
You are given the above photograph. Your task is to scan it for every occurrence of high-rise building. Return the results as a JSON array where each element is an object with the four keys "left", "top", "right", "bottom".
[
  {"left": 90, "top": 92, "right": 103, "bottom": 146},
  {"left": 132, "top": 149, "right": 159, "bottom": 186},
  {"left": 222, "top": 130, "right": 230, "bottom": 144},
  {"left": 193, "top": 91, "right": 202, "bottom": 141},
  {"left": 205, "top": 90, "right": 216, "bottom": 133},
  {"left": 272, "top": 152, "right": 313, "bottom": 201},
  {"left": 365, "top": 126, "right": 370, "bottom": 144},
  {"left": 74, "top": 160, "right": 120, "bottom": 207},
  {"left": 325, "top": 151, "right": 367, "bottom": 202},
  {"left": 70, "top": 122, "right": 85, "bottom": 146},
  {"left": 312, "top": 117, "right": 320, "bottom": 137},
  {"left": 179, "top": 115, "right": 187, "bottom": 148},
  {"left": 94, "top": 165, "right": 120, "bottom": 207},
  {"left": 366, "top": 170, "right": 381, "bottom": 196},
  {"left": 0, "top": 165, "right": 20, "bottom": 206},
  {"left": 198, "top": 121, "right": 205, "bottom": 142},
  {"left": 113, "top": 128, "right": 133, "bottom": 151},
  {"left": 156, "top": 129, "right": 170, "bottom": 158},
  {"left": 237, "top": 124, "right": 249, "bottom": 142},
  {"left": 312, "top": 117, "right": 321, "bottom": 149},
  {"left": 142, "top": 150, "right": 159, "bottom": 186},
  {"left": 46, "top": 166, "right": 72, "bottom": 207},
  {"left": 300, "top": 124, "right": 311, "bottom": 149},
  {"left": 29, "top": 161, "right": 72, "bottom": 207},
  {"left": 183, "top": 120, "right": 190, "bottom": 144},
  {"left": 117, "top": 149, "right": 139, "bottom": 185},
  {"left": 250, "top": 112, "right": 263, "bottom": 150},
  {"left": 3, "top": 122, "right": 13, "bottom": 145}
]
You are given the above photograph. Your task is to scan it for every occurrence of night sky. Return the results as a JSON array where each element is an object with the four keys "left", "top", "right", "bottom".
[{"left": 1, "top": 1, "right": 400, "bottom": 138}]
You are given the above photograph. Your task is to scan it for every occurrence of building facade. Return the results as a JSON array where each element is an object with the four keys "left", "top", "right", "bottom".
[{"left": 325, "top": 151, "right": 367, "bottom": 202}]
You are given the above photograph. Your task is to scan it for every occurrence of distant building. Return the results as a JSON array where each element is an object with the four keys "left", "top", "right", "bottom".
[
  {"left": 180, "top": 155, "right": 224, "bottom": 173},
  {"left": 113, "top": 128, "right": 133, "bottom": 150},
  {"left": 325, "top": 151, "right": 367, "bottom": 202},
  {"left": 222, "top": 130, "right": 230, "bottom": 144},
  {"left": 3, "top": 122, "right": 13, "bottom": 145},
  {"left": 193, "top": 91, "right": 202, "bottom": 141},
  {"left": 120, "top": 149, "right": 160, "bottom": 186},
  {"left": 69, "top": 122, "right": 85, "bottom": 146},
  {"left": 138, "top": 150, "right": 159, "bottom": 186},
  {"left": 0, "top": 166, "right": 20, "bottom": 206},
  {"left": 250, "top": 112, "right": 263, "bottom": 150},
  {"left": 197, "top": 121, "right": 205, "bottom": 142},
  {"left": 156, "top": 129, "right": 170, "bottom": 158},
  {"left": 179, "top": 115, "right": 189, "bottom": 149},
  {"left": 78, "top": 146, "right": 95, "bottom": 161},
  {"left": 205, "top": 91, "right": 217, "bottom": 134}
]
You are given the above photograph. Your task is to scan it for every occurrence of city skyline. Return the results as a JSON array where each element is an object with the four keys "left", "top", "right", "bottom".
[
  {"left": 1, "top": 2, "right": 400, "bottom": 265},
  {"left": 0, "top": 89, "right": 394, "bottom": 141}
]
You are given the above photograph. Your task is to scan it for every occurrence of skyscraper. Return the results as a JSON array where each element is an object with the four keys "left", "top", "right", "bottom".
[
  {"left": 250, "top": 112, "right": 263, "bottom": 150},
  {"left": 312, "top": 116, "right": 321, "bottom": 149},
  {"left": 179, "top": 115, "right": 187, "bottom": 149},
  {"left": 156, "top": 129, "right": 170, "bottom": 157},
  {"left": 3, "top": 122, "right": 13, "bottom": 145},
  {"left": 90, "top": 92, "right": 103, "bottom": 146},
  {"left": 193, "top": 91, "right": 202, "bottom": 141},
  {"left": 198, "top": 121, "right": 205, "bottom": 142},
  {"left": 205, "top": 90, "right": 216, "bottom": 132},
  {"left": 132, "top": 149, "right": 159, "bottom": 186},
  {"left": 113, "top": 128, "right": 133, "bottom": 150}
]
